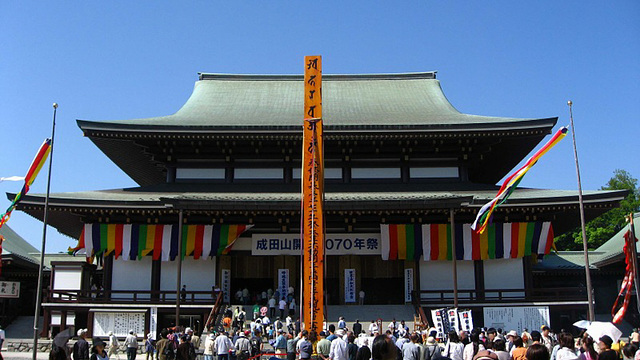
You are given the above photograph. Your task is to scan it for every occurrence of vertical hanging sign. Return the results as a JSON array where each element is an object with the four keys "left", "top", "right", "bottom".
[
  {"left": 221, "top": 269, "right": 231, "bottom": 303},
  {"left": 344, "top": 269, "right": 356, "bottom": 303},
  {"left": 404, "top": 268, "right": 414, "bottom": 303},
  {"left": 302, "top": 55, "right": 325, "bottom": 333},
  {"left": 278, "top": 269, "right": 289, "bottom": 299}
]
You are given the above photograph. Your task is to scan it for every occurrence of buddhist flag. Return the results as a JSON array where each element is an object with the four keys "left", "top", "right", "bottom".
[
  {"left": 74, "top": 223, "right": 253, "bottom": 261},
  {"left": 471, "top": 127, "right": 568, "bottom": 234},
  {"left": 382, "top": 222, "right": 554, "bottom": 261},
  {"left": 0, "top": 138, "right": 52, "bottom": 229}
]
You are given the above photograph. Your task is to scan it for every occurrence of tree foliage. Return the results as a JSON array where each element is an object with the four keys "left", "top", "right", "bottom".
[{"left": 554, "top": 169, "right": 640, "bottom": 250}]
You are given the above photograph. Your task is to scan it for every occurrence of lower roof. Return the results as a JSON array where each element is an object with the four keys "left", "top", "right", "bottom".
[{"left": 10, "top": 183, "right": 627, "bottom": 239}]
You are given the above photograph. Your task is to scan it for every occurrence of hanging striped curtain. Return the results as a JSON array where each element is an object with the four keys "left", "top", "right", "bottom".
[
  {"left": 380, "top": 222, "right": 553, "bottom": 261},
  {"left": 78, "top": 224, "right": 253, "bottom": 261}
]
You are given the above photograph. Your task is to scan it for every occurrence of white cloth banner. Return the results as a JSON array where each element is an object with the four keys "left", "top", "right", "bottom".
[
  {"left": 221, "top": 269, "right": 231, "bottom": 303},
  {"left": 404, "top": 268, "right": 414, "bottom": 303},
  {"left": 278, "top": 269, "right": 289, "bottom": 299},
  {"left": 345, "top": 269, "right": 356, "bottom": 303},
  {"left": 430, "top": 308, "right": 446, "bottom": 340},
  {"left": 149, "top": 307, "right": 158, "bottom": 340},
  {"left": 252, "top": 233, "right": 381, "bottom": 255},
  {"left": 458, "top": 310, "right": 473, "bottom": 333},
  {"left": 483, "top": 306, "right": 550, "bottom": 333},
  {"left": 447, "top": 308, "right": 460, "bottom": 334}
]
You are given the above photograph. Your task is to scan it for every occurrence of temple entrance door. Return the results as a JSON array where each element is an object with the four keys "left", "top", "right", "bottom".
[
  {"left": 360, "top": 257, "right": 404, "bottom": 304},
  {"left": 229, "top": 252, "right": 274, "bottom": 305}
]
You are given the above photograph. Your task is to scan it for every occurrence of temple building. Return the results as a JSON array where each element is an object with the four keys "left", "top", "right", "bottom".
[{"left": 12, "top": 72, "right": 626, "bottom": 337}]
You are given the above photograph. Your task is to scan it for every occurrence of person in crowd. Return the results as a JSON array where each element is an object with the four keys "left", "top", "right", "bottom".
[
  {"left": 297, "top": 331, "right": 313, "bottom": 360},
  {"left": 531, "top": 331, "right": 542, "bottom": 346},
  {"left": 253, "top": 303, "right": 261, "bottom": 321},
  {"left": 235, "top": 330, "right": 252, "bottom": 360},
  {"left": 386, "top": 330, "right": 397, "bottom": 344},
  {"left": 486, "top": 329, "right": 497, "bottom": 350},
  {"left": 347, "top": 333, "right": 358, "bottom": 360},
  {"left": 124, "top": 330, "right": 138, "bottom": 360},
  {"left": 577, "top": 336, "right": 597, "bottom": 360},
  {"left": 621, "top": 343, "right": 637, "bottom": 360},
  {"left": 402, "top": 334, "right": 421, "bottom": 360},
  {"left": 308, "top": 330, "right": 319, "bottom": 359},
  {"left": 286, "top": 315, "right": 295, "bottom": 335},
  {"left": 598, "top": 336, "right": 617, "bottom": 360},
  {"left": 373, "top": 334, "right": 399, "bottom": 360},
  {"left": 203, "top": 333, "right": 215, "bottom": 360},
  {"left": 526, "top": 344, "right": 550, "bottom": 360},
  {"left": 144, "top": 333, "right": 155, "bottom": 360},
  {"left": 338, "top": 317, "right": 347, "bottom": 330},
  {"left": 327, "top": 325, "right": 337, "bottom": 342},
  {"left": 176, "top": 335, "right": 192, "bottom": 360},
  {"left": 506, "top": 331, "right": 519, "bottom": 353},
  {"left": 464, "top": 330, "right": 486, "bottom": 360},
  {"left": 317, "top": 331, "right": 332, "bottom": 360},
  {"left": 542, "top": 327, "right": 555, "bottom": 353},
  {"left": 329, "top": 329, "right": 349, "bottom": 360},
  {"left": 287, "top": 333, "right": 300, "bottom": 360},
  {"left": 156, "top": 329, "right": 175, "bottom": 360},
  {"left": 388, "top": 320, "right": 398, "bottom": 338},
  {"left": 370, "top": 321, "right": 380, "bottom": 336},
  {"left": 189, "top": 329, "right": 200, "bottom": 350},
  {"left": 51, "top": 343, "right": 70, "bottom": 360},
  {"left": 353, "top": 320, "right": 363, "bottom": 336},
  {"left": 421, "top": 336, "right": 441, "bottom": 360},
  {"left": 630, "top": 330, "right": 640, "bottom": 348},
  {"left": 396, "top": 333, "right": 409, "bottom": 350},
  {"left": 444, "top": 330, "right": 465, "bottom": 360},
  {"left": 215, "top": 331, "right": 235, "bottom": 360},
  {"left": 359, "top": 290, "right": 365, "bottom": 306},
  {"left": 73, "top": 329, "right": 90, "bottom": 360},
  {"left": 356, "top": 340, "right": 373, "bottom": 360},
  {"left": 492, "top": 339, "right": 510, "bottom": 360},
  {"left": 269, "top": 297, "right": 277, "bottom": 318},
  {"left": 521, "top": 330, "right": 532, "bottom": 348},
  {"left": 106, "top": 331, "right": 120, "bottom": 360},
  {"left": 555, "top": 333, "right": 578, "bottom": 360},
  {"left": 236, "top": 308, "right": 246, "bottom": 330},
  {"left": 275, "top": 329, "right": 289, "bottom": 359},
  {"left": 279, "top": 297, "right": 288, "bottom": 319},
  {"left": 511, "top": 336, "right": 528, "bottom": 360},
  {"left": 460, "top": 331, "right": 469, "bottom": 346},
  {"left": 250, "top": 329, "right": 263, "bottom": 357},
  {"left": 90, "top": 338, "right": 109, "bottom": 360},
  {"left": 289, "top": 299, "right": 297, "bottom": 315}
]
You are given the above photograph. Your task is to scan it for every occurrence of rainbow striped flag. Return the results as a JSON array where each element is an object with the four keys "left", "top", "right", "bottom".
[
  {"left": 0, "top": 138, "right": 52, "bottom": 229},
  {"left": 77, "top": 223, "right": 253, "bottom": 261},
  {"left": 381, "top": 222, "right": 554, "bottom": 261}
]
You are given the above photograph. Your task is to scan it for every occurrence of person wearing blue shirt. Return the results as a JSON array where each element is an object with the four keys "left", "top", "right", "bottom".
[{"left": 275, "top": 329, "right": 288, "bottom": 359}]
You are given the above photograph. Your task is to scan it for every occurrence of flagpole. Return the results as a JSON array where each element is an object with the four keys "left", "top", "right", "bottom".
[
  {"left": 32, "top": 103, "right": 57, "bottom": 360},
  {"left": 627, "top": 214, "right": 640, "bottom": 313},
  {"left": 568, "top": 100, "right": 595, "bottom": 321}
]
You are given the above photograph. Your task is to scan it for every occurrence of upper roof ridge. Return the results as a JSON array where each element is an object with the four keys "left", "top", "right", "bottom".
[{"left": 198, "top": 72, "right": 437, "bottom": 81}]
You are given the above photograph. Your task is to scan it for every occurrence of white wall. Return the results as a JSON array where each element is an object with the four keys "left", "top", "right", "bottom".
[
  {"left": 351, "top": 168, "right": 401, "bottom": 179},
  {"left": 111, "top": 257, "right": 152, "bottom": 299},
  {"left": 419, "top": 260, "right": 475, "bottom": 299},
  {"left": 53, "top": 269, "right": 82, "bottom": 290},
  {"left": 160, "top": 257, "right": 217, "bottom": 300},
  {"left": 176, "top": 168, "right": 225, "bottom": 180},
  {"left": 483, "top": 258, "right": 524, "bottom": 298}
]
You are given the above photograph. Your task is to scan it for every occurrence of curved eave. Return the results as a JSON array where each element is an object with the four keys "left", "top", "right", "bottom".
[{"left": 76, "top": 117, "right": 558, "bottom": 135}]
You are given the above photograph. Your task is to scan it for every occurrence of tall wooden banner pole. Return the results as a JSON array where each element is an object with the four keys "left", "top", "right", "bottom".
[
  {"left": 302, "top": 55, "right": 325, "bottom": 332},
  {"left": 450, "top": 209, "right": 458, "bottom": 308}
]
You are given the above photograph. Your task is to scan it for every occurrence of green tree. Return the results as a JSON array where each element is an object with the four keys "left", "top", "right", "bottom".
[{"left": 554, "top": 169, "right": 640, "bottom": 250}]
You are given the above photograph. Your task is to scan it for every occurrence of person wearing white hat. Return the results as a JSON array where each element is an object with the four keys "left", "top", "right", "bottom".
[{"left": 73, "top": 329, "right": 90, "bottom": 360}]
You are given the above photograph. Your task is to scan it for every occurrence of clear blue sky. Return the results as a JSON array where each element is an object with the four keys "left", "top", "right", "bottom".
[{"left": 1, "top": 1, "right": 638, "bottom": 253}]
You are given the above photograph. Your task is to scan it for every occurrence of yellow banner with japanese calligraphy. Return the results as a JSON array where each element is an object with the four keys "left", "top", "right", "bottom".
[{"left": 302, "top": 55, "right": 324, "bottom": 333}]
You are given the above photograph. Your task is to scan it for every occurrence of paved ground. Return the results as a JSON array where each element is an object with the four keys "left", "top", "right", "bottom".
[{"left": 2, "top": 351, "right": 50, "bottom": 360}]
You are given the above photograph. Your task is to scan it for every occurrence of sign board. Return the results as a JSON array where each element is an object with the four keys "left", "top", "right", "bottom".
[
  {"left": 93, "top": 311, "right": 145, "bottom": 337},
  {"left": 149, "top": 307, "right": 158, "bottom": 340},
  {"left": 404, "top": 269, "right": 413, "bottom": 303},
  {"left": 0, "top": 281, "right": 19, "bottom": 298},
  {"left": 302, "top": 54, "right": 324, "bottom": 333},
  {"left": 278, "top": 269, "right": 289, "bottom": 299},
  {"left": 221, "top": 269, "right": 231, "bottom": 303},
  {"left": 430, "top": 308, "right": 446, "bottom": 339},
  {"left": 252, "top": 233, "right": 380, "bottom": 256},
  {"left": 447, "top": 308, "right": 460, "bottom": 333},
  {"left": 344, "top": 269, "right": 356, "bottom": 303},
  {"left": 458, "top": 309, "right": 474, "bottom": 333},
  {"left": 483, "top": 306, "right": 550, "bottom": 333}
]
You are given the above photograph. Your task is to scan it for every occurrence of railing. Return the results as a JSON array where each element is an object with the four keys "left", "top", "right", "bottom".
[
  {"left": 412, "top": 287, "right": 587, "bottom": 306},
  {"left": 45, "top": 289, "right": 222, "bottom": 305},
  {"left": 204, "top": 291, "right": 224, "bottom": 329}
]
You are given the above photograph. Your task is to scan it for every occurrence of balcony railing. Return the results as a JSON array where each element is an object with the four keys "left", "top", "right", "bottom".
[
  {"left": 45, "top": 289, "right": 222, "bottom": 305},
  {"left": 412, "top": 287, "right": 587, "bottom": 306}
]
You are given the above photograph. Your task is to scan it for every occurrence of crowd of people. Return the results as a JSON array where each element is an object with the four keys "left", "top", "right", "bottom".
[{"left": 49, "top": 315, "right": 640, "bottom": 360}]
